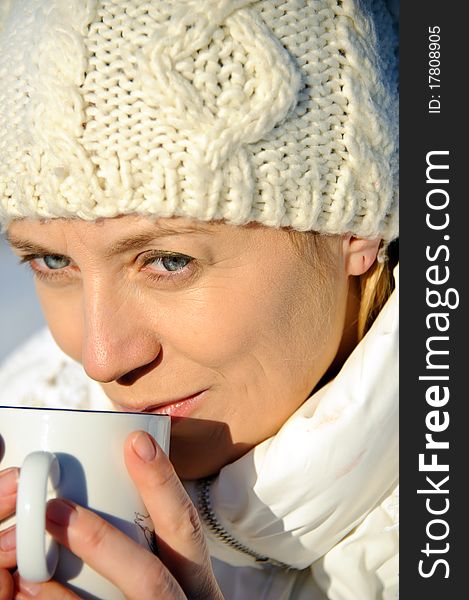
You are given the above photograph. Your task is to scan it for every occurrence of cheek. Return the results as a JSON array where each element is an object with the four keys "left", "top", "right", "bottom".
[
  {"left": 158, "top": 287, "right": 262, "bottom": 368},
  {"left": 36, "top": 286, "right": 83, "bottom": 362},
  {"left": 160, "top": 263, "right": 345, "bottom": 384}
]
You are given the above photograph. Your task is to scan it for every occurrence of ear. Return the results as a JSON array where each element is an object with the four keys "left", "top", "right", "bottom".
[{"left": 342, "top": 236, "right": 381, "bottom": 276}]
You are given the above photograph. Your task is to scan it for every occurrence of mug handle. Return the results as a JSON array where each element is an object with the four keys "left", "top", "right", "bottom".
[{"left": 16, "top": 451, "right": 61, "bottom": 582}]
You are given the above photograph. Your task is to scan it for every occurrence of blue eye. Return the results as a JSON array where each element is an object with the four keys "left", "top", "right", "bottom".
[
  {"left": 158, "top": 255, "right": 192, "bottom": 272},
  {"left": 40, "top": 255, "right": 70, "bottom": 270},
  {"left": 143, "top": 253, "right": 195, "bottom": 283}
]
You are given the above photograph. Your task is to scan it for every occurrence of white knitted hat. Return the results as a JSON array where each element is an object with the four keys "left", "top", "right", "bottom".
[{"left": 0, "top": 0, "right": 398, "bottom": 240}]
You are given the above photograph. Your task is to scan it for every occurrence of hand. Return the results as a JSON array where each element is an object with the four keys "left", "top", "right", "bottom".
[
  {"left": 0, "top": 467, "right": 18, "bottom": 600},
  {"left": 0, "top": 434, "right": 224, "bottom": 599}
]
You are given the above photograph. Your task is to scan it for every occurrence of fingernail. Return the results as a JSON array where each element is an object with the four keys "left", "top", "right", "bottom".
[
  {"left": 0, "top": 467, "right": 18, "bottom": 496},
  {"left": 46, "top": 498, "right": 78, "bottom": 526},
  {"left": 0, "top": 525, "right": 15, "bottom": 551},
  {"left": 132, "top": 431, "right": 157, "bottom": 462},
  {"left": 17, "top": 576, "right": 42, "bottom": 597}
]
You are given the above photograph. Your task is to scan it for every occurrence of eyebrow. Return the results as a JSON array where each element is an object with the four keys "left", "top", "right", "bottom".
[{"left": 5, "top": 225, "right": 215, "bottom": 257}]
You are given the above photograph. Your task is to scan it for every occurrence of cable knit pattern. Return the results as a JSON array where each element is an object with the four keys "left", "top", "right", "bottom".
[{"left": 0, "top": 0, "right": 398, "bottom": 239}]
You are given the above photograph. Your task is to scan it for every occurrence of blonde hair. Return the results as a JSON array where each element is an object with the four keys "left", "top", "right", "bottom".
[{"left": 357, "top": 239, "right": 398, "bottom": 339}]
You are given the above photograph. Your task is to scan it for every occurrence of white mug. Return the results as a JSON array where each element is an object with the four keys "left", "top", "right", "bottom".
[{"left": 0, "top": 406, "right": 170, "bottom": 600}]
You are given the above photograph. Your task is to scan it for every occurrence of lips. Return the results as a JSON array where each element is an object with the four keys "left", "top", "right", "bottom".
[{"left": 136, "top": 390, "right": 208, "bottom": 418}]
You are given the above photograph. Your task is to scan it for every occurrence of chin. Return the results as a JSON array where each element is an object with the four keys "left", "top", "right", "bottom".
[
  {"left": 170, "top": 449, "right": 225, "bottom": 480},
  {"left": 169, "top": 436, "right": 254, "bottom": 481}
]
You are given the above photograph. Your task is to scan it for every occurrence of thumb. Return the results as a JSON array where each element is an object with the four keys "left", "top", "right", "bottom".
[{"left": 124, "top": 431, "right": 222, "bottom": 599}]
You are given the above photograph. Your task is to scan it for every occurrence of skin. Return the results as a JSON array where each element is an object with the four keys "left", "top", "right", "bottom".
[{"left": 0, "top": 215, "right": 380, "bottom": 598}]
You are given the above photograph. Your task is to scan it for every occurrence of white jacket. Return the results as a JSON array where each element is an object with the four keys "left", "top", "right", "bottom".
[{"left": 0, "top": 268, "right": 399, "bottom": 600}]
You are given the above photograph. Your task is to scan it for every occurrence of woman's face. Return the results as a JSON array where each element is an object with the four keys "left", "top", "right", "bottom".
[{"left": 8, "top": 216, "right": 349, "bottom": 478}]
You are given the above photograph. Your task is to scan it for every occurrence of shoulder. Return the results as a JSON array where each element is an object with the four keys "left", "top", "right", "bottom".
[
  {"left": 0, "top": 328, "right": 111, "bottom": 410},
  {"left": 311, "top": 485, "right": 399, "bottom": 600}
]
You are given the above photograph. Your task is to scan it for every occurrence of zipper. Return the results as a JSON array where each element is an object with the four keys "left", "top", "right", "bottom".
[{"left": 196, "top": 476, "right": 296, "bottom": 571}]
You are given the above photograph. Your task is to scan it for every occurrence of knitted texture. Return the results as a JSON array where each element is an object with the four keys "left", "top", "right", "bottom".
[{"left": 0, "top": 0, "right": 398, "bottom": 239}]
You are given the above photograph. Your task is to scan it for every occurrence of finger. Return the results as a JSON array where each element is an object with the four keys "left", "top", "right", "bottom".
[
  {"left": 124, "top": 432, "right": 221, "bottom": 599},
  {"left": 0, "top": 469, "right": 18, "bottom": 521},
  {"left": 46, "top": 499, "right": 185, "bottom": 600},
  {"left": 0, "top": 568, "right": 13, "bottom": 600},
  {"left": 0, "top": 469, "right": 19, "bottom": 571},
  {"left": 13, "top": 574, "right": 81, "bottom": 600},
  {"left": 0, "top": 526, "right": 16, "bottom": 569}
]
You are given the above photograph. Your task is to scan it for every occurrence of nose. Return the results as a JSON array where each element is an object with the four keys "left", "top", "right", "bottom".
[{"left": 80, "top": 283, "right": 162, "bottom": 384}]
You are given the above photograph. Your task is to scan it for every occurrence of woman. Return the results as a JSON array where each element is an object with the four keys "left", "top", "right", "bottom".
[{"left": 0, "top": 0, "right": 399, "bottom": 598}]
